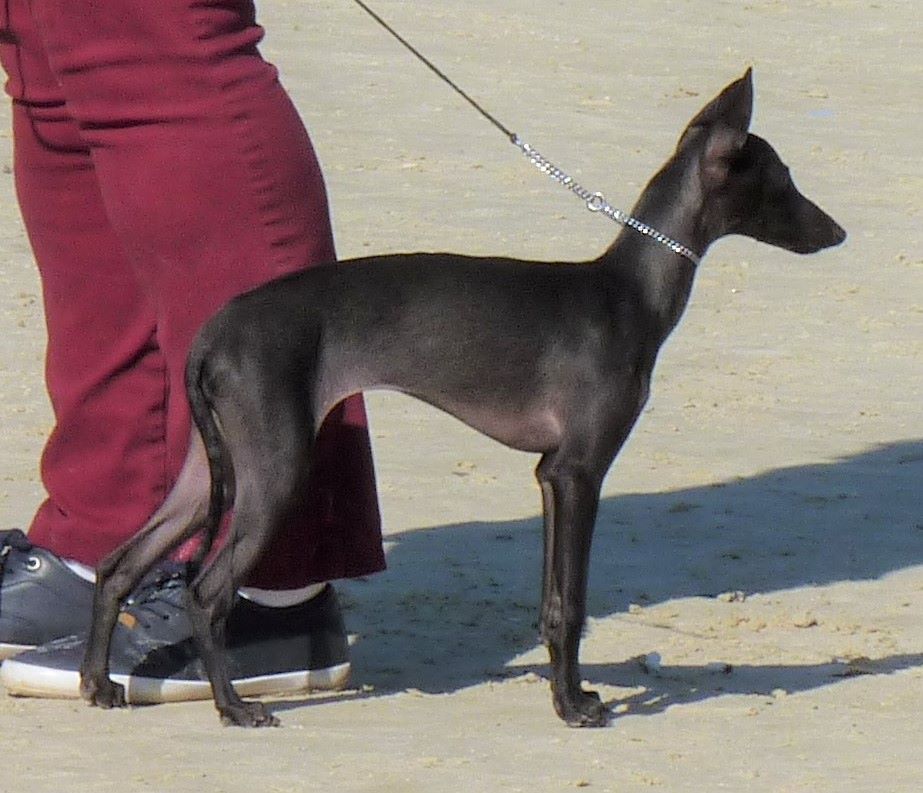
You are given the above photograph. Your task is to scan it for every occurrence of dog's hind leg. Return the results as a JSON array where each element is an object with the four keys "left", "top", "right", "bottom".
[
  {"left": 185, "top": 538, "right": 278, "bottom": 726},
  {"left": 183, "top": 396, "right": 316, "bottom": 727},
  {"left": 80, "top": 430, "right": 212, "bottom": 708},
  {"left": 185, "top": 480, "right": 308, "bottom": 725}
]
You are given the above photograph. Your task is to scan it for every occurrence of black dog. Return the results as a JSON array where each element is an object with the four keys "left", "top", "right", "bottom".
[{"left": 79, "top": 70, "right": 845, "bottom": 727}]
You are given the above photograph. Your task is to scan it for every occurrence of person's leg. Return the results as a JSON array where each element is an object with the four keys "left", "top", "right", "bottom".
[
  {"left": 0, "top": 0, "right": 383, "bottom": 687},
  {"left": 0, "top": 0, "right": 172, "bottom": 565},
  {"left": 5, "top": 0, "right": 384, "bottom": 586},
  {"left": 0, "top": 0, "right": 166, "bottom": 656}
]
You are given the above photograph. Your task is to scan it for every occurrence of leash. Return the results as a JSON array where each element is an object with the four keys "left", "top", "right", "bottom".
[{"left": 349, "top": 0, "right": 701, "bottom": 266}]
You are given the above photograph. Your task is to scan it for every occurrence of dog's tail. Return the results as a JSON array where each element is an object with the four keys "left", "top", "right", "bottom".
[{"left": 184, "top": 339, "right": 234, "bottom": 571}]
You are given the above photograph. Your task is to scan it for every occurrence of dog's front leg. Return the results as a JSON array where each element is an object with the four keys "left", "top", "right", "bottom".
[{"left": 537, "top": 452, "right": 609, "bottom": 727}]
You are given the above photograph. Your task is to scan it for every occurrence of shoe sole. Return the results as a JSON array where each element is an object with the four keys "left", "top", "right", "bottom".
[{"left": 0, "top": 658, "right": 351, "bottom": 704}]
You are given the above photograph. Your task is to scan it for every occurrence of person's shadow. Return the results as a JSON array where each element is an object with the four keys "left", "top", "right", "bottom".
[{"left": 289, "top": 439, "right": 923, "bottom": 714}]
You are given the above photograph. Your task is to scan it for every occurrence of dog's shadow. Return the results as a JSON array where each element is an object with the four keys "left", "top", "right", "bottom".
[
  {"left": 281, "top": 439, "right": 923, "bottom": 715},
  {"left": 575, "top": 652, "right": 923, "bottom": 718}
]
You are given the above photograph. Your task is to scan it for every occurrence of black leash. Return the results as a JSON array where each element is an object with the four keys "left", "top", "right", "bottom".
[
  {"left": 347, "top": 0, "right": 703, "bottom": 265},
  {"left": 350, "top": 0, "right": 516, "bottom": 141}
]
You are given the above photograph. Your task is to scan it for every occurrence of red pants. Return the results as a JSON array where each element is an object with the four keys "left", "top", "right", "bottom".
[{"left": 0, "top": 0, "right": 384, "bottom": 587}]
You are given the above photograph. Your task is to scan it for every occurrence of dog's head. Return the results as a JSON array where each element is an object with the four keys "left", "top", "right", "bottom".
[{"left": 676, "top": 69, "right": 846, "bottom": 253}]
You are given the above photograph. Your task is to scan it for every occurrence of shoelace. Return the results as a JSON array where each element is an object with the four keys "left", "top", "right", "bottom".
[
  {"left": 0, "top": 528, "right": 33, "bottom": 574},
  {"left": 123, "top": 562, "right": 192, "bottom": 629},
  {"left": 0, "top": 532, "right": 192, "bottom": 633}
]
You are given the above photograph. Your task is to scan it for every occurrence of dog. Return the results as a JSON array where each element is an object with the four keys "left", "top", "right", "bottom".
[{"left": 78, "top": 69, "right": 846, "bottom": 727}]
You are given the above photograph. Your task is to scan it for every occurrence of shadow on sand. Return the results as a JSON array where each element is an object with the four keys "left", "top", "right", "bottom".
[{"left": 279, "top": 439, "right": 923, "bottom": 715}]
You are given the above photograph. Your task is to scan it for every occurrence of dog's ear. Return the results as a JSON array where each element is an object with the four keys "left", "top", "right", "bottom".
[
  {"left": 677, "top": 69, "right": 753, "bottom": 187},
  {"left": 684, "top": 68, "right": 753, "bottom": 134}
]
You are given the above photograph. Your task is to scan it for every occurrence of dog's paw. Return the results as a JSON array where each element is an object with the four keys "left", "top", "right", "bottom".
[
  {"left": 80, "top": 676, "right": 127, "bottom": 710},
  {"left": 218, "top": 701, "right": 280, "bottom": 728},
  {"left": 555, "top": 688, "right": 611, "bottom": 728}
]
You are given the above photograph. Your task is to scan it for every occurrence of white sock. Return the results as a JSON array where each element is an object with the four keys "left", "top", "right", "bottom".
[
  {"left": 64, "top": 559, "right": 96, "bottom": 583},
  {"left": 238, "top": 582, "right": 327, "bottom": 608}
]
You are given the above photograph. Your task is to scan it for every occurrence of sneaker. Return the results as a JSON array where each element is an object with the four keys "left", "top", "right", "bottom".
[
  {"left": 0, "top": 564, "right": 351, "bottom": 703},
  {"left": 0, "top": 529, "right": 96, "bottom": 660}
]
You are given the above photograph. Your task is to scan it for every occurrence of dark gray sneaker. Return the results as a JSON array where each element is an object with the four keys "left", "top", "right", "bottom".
[
  {"left": 0, "top": 529, "right": 96, "bottom": 659},
  {"left": 0, "top": 564, "right": 351, "bottom": 703}
]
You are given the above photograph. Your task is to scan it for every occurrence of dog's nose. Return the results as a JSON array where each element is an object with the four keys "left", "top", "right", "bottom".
[{"left": 821, "top": 220, "right": 847, "bottom": 249}]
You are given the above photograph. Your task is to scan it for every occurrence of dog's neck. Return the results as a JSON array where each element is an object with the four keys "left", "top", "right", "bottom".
[{"left": 600, "top": 158, "right": 709, "bottom": 340}]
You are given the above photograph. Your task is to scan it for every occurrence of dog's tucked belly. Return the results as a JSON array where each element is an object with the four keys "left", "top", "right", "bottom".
[
  {"left": 313, "top": 361, "right": 562, "bottom": 453},
  {"left": 312, "top": 330, "right": 571, "bottom": 453},
  {"left": 409, "top": 392, "right": 564, "bottom": 453}
]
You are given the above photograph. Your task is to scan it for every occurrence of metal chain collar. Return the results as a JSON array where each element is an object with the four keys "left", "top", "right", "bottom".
[{"left": 511, "top": 136, "right": 702, "bottom": 266}]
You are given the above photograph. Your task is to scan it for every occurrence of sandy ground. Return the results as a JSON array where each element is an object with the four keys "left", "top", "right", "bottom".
[{"left": 1, "top": 1, "right": 921, "bottom": 790}]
